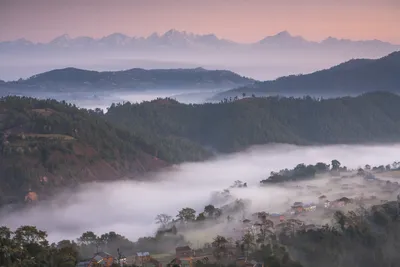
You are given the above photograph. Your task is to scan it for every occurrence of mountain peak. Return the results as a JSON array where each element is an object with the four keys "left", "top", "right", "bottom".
[
  {"left": 274, "top": 31, "right": 292, "bottom": 38},
  {"left": 51, "top": 34, "right": 71, "bottom": 42},
  {"left": 104, "top": 33, "right": 130, "bottom": 39},
  {"left": 49, "top": 34, "right": 72, "bottom": 47},
  {"left": 164, "top": 29, "right": 183, "bottom": 35},
  {"left": 258, "top": 30, "right": 307, "bottom": 45},
  {"left": 162, "top": 29, "right": 192, "bottom": 38}
]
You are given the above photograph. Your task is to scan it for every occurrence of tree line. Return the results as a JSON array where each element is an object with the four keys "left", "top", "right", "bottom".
[{"left": 106, "top": 92, "right": 400, "bottom": 153}]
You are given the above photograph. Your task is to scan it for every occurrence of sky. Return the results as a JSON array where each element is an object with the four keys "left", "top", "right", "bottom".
[{"left": 0, "top": 0, "right": 400, "bottom": 43}]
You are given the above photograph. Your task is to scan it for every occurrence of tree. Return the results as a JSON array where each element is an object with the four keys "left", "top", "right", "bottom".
[
  {"left": 196, "top": 212, "right": 206, "bottom": 221},
  {"left": 0, "top": 227, "right": 16, "bottom": 267},
  {"left": 13, "top": 226, "right": 50, "bottom": 266},
  {"left": 204, "top": 204, "right": 216, "bottom": 217},
  {"left": 212, "top": 235, "right": 228, "bottom": 262},
  {"left": 155, "top": 214, "right": 172, "bottom": 227},
  {"left": 242, "top": 93, "right": 246, "bottom": 98},
  {"left": 212, "top": 235, "right": 228, "bottom": 249},
  {"left": 52, "top": 240, "right": 79, "bottom": 267},
  {"left": 331, "top": 159, "right": 341, "bottom": 171},
  {"left": 176, "top": 207, "right": 196, "bottom": 222},
  {"left": 77, "top": 231, "right": 98, "bottom": 246},
  {"left": 242, "top": 231, "right": 256, "bottom": 258},
  {"left": 315, "top": 162, "right": 330, "bottom": 172}
]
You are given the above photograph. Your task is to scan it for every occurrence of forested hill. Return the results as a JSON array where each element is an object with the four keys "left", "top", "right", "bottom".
[
  {"left": 0, "top": 96, "right": 210, "bottom": 205},
  {"left": 0, "top": 67, "right": 254, "bottom": 92},
  {"left": 106, "top": 92, "right": 400, "bottom": 152},
  {"left": 214, "top": 51, "right": 400, "bottom": 98}
]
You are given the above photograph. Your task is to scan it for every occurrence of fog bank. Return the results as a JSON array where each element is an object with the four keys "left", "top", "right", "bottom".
[{"left": 1, "top": 143, "right": 400, "bottom": 243}]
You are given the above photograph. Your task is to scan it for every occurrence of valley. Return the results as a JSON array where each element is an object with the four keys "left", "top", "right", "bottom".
[{"left": 2, "top": 3, "right": 400, "bottom": 266}]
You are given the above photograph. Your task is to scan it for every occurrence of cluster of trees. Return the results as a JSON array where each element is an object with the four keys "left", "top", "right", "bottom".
[
  {"left": 0, "top": 224, "right": 187, "bottom": 267},
  {"left": 4, "top": 200, "right": 400, "bottom": 267},
  {"left": 260, "top": 160, "right": 344, "bottom": 184},
  {"left": 261, "top": 159, "right": 400, "bottom": 184},
  {"left": 106, "top": 92, "right": 400, "bottom": 153},
  {"left": 359, "top": 162, "right": 400, "bottom": 173},
  {"left": 155, "top": 204, "right": 226, "bottom": 226},
  {"left": 0, "top": 225, "right": 79, "bottom": 267},
  {"left": 280, "top": 201, "right": 400, "bottom": 267},
  {"left": 218, "top": 92, "right": 257, "bottom": 104}
]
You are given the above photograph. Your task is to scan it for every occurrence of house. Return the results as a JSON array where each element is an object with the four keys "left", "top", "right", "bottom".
[
  {"left": 291, "top": 202, "right": 304, "bottom": 214},
  {"left": 76, "top": 261, "right": 92, "bottom": 267},
  {"left": 303, "top": 203, "right": 317, "bottom": 212},
  {"left": 134, "top": 252, "right": 151, "bottom": 266},
  {"left": 167, "top": 258, "right": 191, "bottom": 267},
  {"left": 25, "top": 190, "right": 38, "bottom": 203},
  {"left": 75, "top": 252, "right": 114, "bottom": 267},
  {"left": 176, "top": 246, "right": 193, "bottom": 258},
  {"left": 127, "top": 252, "right": 165, "bottom": 267}
]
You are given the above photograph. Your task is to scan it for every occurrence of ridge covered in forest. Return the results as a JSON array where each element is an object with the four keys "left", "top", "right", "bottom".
[
  {"left": 0, "top": 96, "right": 210, "bottom": 205},
  {"left": 106, "top": 91, "right": 400, "bottom": 152},
  {"left": 215, "top": 51, "right": 400, "bottom": 98}
]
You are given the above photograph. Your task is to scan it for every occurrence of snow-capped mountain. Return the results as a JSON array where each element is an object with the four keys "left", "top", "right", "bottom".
[
  {"left": 1, "top": 29, "right": 399, "bottom": 81},
  {"left": 49, "top": 34, "right": 73, "bottom": 48},
  {"left": 1, "top": 29, "right": 398, "bottom": 51},
  {"left": 257, "top": 31, "right": 316, "bottom": 48},
  {"left": 98, "top": 33, "right": 134, "bottom": 47}
]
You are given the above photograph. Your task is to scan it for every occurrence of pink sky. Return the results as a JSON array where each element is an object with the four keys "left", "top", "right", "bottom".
[{"left": 1, "top": 0, "right": 399, "bottom": 43}]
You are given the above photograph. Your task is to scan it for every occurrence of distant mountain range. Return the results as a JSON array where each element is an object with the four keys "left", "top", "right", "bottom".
[
  {"left": 0, "top": 67, "right": 254, "bottom": 92},
  {"left": 214, "top": 51, "right": 400, "bottom": 99},
  {"left": 1, "top": 29, "right": 399, "bottom": 82},
  {"left": 1, "top": 29, "right": 398, "bottom": 51}
]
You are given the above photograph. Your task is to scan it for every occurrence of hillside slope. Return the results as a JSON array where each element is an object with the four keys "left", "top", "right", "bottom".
[
  {"left": 0, "top": 67, "right": 254, "bottom": 92},
  {"left": 0, "top": 97, "right": 210, "bottom": 205},
  {"left": 106, "top": 92, "right": 400, "bottom": 153},
  {"left": 214, "top": 51, "right": 400, "bottom": 98}
]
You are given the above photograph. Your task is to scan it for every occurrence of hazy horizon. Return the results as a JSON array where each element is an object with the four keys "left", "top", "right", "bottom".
[
  {"left": 1, "top": 0, "right": 400, "bottom": 44},
  {"left": 2, "top": 29, "right": 400, "bottom": 45}
]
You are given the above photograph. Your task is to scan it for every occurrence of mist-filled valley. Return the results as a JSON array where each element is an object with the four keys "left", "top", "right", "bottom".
[
  {"left": 2, "top": 143, "right": 400, "bottom": 242},
  {"left": 3, "top": 90, "right": 400, "bottom": 267}
]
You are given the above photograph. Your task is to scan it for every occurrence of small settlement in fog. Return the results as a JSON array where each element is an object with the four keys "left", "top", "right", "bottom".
[{"left": 75, "top": 162, "right": 400, "bottom": 267}]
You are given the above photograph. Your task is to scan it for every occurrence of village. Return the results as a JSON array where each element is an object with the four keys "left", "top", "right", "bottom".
[
  {"left": 73, "top": 169, "right": 400, "bottom": 267},
  {"left": 76, "top": 244, "right": 265, "bottom": 267}
]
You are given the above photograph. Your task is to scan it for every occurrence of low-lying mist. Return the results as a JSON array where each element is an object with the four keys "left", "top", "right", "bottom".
[
  {"left": 1, "top": 143, "right": 400, "bottom": 244},
  {"left": 0, "top": 89, "right": 221, "bottom": 110}
]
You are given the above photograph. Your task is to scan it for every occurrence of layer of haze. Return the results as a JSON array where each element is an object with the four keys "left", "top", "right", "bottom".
[
  {"left": 1, "top": 0, "right": 400, "bottom": 43},
  {"left": 1, "top": 89, "right": 221, "bottom": 110},
  {"left": 1, "top": 144, "right": 400, "bottom": 244}
]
